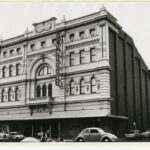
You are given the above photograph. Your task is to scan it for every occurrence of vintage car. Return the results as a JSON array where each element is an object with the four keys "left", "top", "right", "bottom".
[
  {"left": 124, "top": 130, "right": 141, "bottom": 138},
  {"left": 75, "top": 127, "right": 118, "bottom": 142},
  {"left": 141, "top": 130, "right": 150, "bottom": 138},
  {"left": 8, "top": 132, "right": 25, "bottom": 142},
  {"left": 21, "top": 137, "right": 40, "bottom": 143}
]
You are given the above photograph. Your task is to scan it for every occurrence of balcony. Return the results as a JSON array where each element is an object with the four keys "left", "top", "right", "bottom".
[{"left": 27, "top": 96, "right": 53, "bottom": 106}]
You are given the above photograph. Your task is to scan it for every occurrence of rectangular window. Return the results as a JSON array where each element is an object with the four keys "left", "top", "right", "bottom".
[
  {"left": 9, "top": 65, "right": 13, "bottom": 77},
  {"left": 79, "top": 31, "right": 85, "bottom": 39},
  {"left": 16, "top": 63, "right": 21, "bottom": 75},
  {"left": 80, "top": 50, "right": 85, "bottom": 64},
  {"left": 41, "top": 41, "right": 46, "bottom": 48},
  {"left": 90, "top": 47, "right": 96, "bottom": 62},
  {"left": 70, "top": 52, "right": 75, "bottom": 66},
  {"left": 30, "top": 44, "right": 35, "bottom": 51},
  {"left": 70, "top": 81, "right": 75, "bottom": 95},
  {"left": 69, "top": 34, "right": 75, "bottom": 42},
  {"left": 90, "top": 28, "right": 95, "bottom": 36},
  {"left": 3, "top": 51, "right": 7, "bottom": 57},
  {"left": 17, "top": 48, "right": 21, "bottom": 54},
  {"left": 10, "top": 50, "right": 14, "bottom": 56},
  {"left": 3, "top": 67, "right": 6, "bottom": 78},
  {"left": 52, "top": 39, "right": 56, "bottom": 45}
]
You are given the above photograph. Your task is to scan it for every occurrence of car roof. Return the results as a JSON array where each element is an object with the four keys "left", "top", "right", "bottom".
[
  {"left": 83, "top": 127, "right": 102, "bottom": 130},
  {"left": 9, "top": 132, "right": 19, "bottom": 134}
]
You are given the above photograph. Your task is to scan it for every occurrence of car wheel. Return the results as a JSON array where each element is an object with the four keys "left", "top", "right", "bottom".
[
  {"left": 77, "top": 138, "right": 84, "bottom": 142},
  {"left": 15, "top": 137, "right": 20, "bottom": 142},
  {"left": 102, "top": 137, "right": 111, "bottom": 142}
]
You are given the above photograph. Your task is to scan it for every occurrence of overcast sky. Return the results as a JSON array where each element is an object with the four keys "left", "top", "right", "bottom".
[{"left": 0, "top": 2, "right": 150, "bottom": 67}]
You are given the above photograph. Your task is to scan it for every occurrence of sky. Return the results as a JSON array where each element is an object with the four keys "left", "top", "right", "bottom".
[{"left": 0, "top": 2, "right": 150, "bottom": 68}]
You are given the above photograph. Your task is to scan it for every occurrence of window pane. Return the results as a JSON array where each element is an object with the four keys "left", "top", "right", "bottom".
[
  {"left": 80, "top": 31, "right": 85, "bottom": 39},
  {"left": 90, "top": 48, "right": 96, "bottom": 62},
  {"left": 42, "top": 84, "right": 47, "bottom": 97},
  {"left": 3, "top": 67, "right": 6, "bottom": 78},
  {"left": 80, "top": 50, "right": 85, "bottom": 64},
  {"left": 48, "top": 84, "right": 52, "bottom": 97},
  {"left": 9, "top": 65, "right": 13, "bottom": 76},
  {"left": 38, "top": 66, "right": 50, "bottom": 76},
  {"left": 16, "top": 88, "right": 20, "bottom": 101},
  {"left": 91, "top": 78, "right": 96, "bottom": 93},
  {"left": 70, "top": 34, "right": 74, "bottom": 41},
  {"left": 90, "top": 29, "right": 95, "bottom": 36},
  {"left": 37, "top": 86, "right": 41, "bottom": 97},
  {"left": 80, "top": 79, "right": 85, "bottom": 94},
  {"left": 90, "top": 129, "right": 99, "bottom": 133},
  {"left": 70, "top": 81, "right": 75, "bottom": 95},
  {"left": 70, "top": 52, "right": 74, "bottom": 66}
]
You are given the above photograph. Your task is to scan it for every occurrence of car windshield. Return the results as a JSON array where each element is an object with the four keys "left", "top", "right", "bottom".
[
  {"left": 82, "top": 129, "right": 89, "bottom": 134},
  {"left": 10, "top": 132, "right": 19, "bottom": 135}
]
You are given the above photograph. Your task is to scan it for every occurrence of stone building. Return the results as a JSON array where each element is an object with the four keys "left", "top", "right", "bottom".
[{"left": 0, "top": 6, "right": 149, "bottom": 139}]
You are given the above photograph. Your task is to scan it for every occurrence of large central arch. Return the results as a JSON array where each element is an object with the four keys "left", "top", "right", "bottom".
[{"left": 28, "top": 55, "right": 55, "bottom": 79}]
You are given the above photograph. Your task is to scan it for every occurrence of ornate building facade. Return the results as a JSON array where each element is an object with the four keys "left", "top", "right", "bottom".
[{"left": 0, "top": 6, "right": 150, "bottom": 139}]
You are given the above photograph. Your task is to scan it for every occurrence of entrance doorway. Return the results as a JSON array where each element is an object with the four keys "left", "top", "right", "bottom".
[{"left": 51, "top": 122, "right": 59, "bottom": 139}]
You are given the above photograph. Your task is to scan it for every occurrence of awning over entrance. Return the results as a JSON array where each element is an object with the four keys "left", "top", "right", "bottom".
[
  {"left": 106, "top": 114, "right": 128, "bottom": 120},
  {"left": 0, "top": 112, "right": 128, "bottom": 121}
]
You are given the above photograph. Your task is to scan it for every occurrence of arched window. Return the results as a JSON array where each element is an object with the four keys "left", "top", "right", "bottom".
[
  {"left": 70, "top": 52, "right": 74, "bottom": 66},
  {"left": 90, "top": 47, "right": 96, "bottom": 62},
  {"left": 38, "top": 66, "right": 51, "bottom": 76},
  {"left": 91, "top": 77, "right": 96, "bottom": 93},
  {"left": 48, "top": 84, "right": 52, "bottom": 97},
  {"left": 16, "top": 63, "right": 21, "bottom": 75},
  {"left": 1, "top": 89, "right": 4, "bottom": 102},
  {"left": 42, "top": 84, "right": 47, "bottom": 97},
  {"left": 70, "top": 80, "right": 75, "bottom": 95},
  {"left": 80, "top": 50, "right": 85, "bottom": 64},
  {"left": 8, "top": 88, "right": 12, "bottom": 101},
  {"left": 15, "top": 87, "right": 20, "bottom": 101},
  {"left": 80, "top": 79, "right": 85, "bottom": 94},
  {"left": 2, "top": 66, "right": 6, "bottom": 78},
  {"left": 37, "top": 85, "right": 41, "bottom": 98},
  {"left": 9, "top": 65, "right": 13, "bottom": 77}
]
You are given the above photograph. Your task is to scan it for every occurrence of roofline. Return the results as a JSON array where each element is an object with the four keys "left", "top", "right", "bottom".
[{"left": 0, "top": 9, "right": 119, "bottom": 46}]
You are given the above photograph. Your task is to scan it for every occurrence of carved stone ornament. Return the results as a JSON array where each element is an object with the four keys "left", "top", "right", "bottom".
[
  {"left": 76, "top": 86, "right": 78, "bottom": 92},
  {"left": 86, "top": 85, "right": 89, "bottom": 91},
  {"left": 35, "top": 22, "right": 52, "bottom": 33},
  {"left": 97, "top": 83, "right": 100, "bottom": 90},
  {"left": 66, "top": 86, "right": 69, "bottom": 94}
]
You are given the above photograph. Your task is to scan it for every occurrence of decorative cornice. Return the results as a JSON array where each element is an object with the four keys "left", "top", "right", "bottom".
[
  {"left": 0, "top": 57, "right": 22, "bottom": 65},
  {"left": 61, "top": 66, "right": 111, "bottom": 76},
  {"left": 66, "top": 39, "right": 99, "bottom": 50},
  {"left": 27, "top": 49, "right": 55, "bottom": 59}
]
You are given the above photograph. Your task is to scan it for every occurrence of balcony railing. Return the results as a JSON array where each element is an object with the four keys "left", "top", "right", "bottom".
[{"left": 27, "top": 96, "right": 53, "bottom": 106}]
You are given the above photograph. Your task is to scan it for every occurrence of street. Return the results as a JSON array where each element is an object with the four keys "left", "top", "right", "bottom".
[{"left": 117, "top": 137, "right": 150, "bottom": 142}]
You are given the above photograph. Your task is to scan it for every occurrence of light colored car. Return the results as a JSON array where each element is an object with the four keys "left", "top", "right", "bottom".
[
  {"left": 8, "top": 132, "right": 25, "bottom": 142},
  {"left": 75, "top": 127, "right": 118, "bottom": 142},
  {"left": 141, "top": 130, "right": 150, "bottom": 138},
  {"left": 21, "top": 137, "right": 40, "bottom": 143}
]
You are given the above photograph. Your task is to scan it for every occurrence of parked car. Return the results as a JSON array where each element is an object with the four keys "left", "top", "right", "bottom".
[
  {"left": 21, "top": 137, "right": 40, "bottom": 143},
  {"left": 75, "top": 127, "right": 118, "bottom": 142},
  {"left": 8, "top": 132, "right": 25, "bottom": 142},
  {"left": 124, "top": 130, "right": 140, "bottom": 138},
  {"left": 141, "top": 130, "right": 150, "bottom": 138},
  {"left": 0, "top": 133, "right": 8, "bottom": 142}
]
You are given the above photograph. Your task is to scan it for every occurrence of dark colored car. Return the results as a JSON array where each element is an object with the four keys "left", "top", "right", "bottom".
[{"left": 75, "top": 127, "right": 117, "bottom": 142}]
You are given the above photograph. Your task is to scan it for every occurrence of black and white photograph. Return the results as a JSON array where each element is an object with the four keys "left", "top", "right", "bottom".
[{"left": 0, "top": 2, "right": 150, "bottom": 145}]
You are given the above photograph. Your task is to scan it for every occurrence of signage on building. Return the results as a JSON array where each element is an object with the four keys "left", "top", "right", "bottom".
[{"left": 55, "top": 32, "right": 63, "bottom": 87}]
